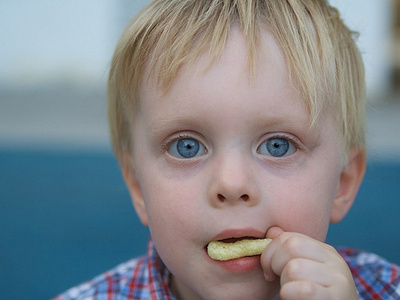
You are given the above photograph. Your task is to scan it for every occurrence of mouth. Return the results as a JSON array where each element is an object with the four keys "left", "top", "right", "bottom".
[
  {"left": 214, "top": 236, "right": 259, "bottom": 244},
  {"left": 205, "top": 234, "right": 261, "bottom": 253},
  {"left": 210, "top": 228, "right": 265, "bottom": 243},
  {"left": 206, "top": 236, "right": 271, "bottom": 261},
  {"left": 205, "top": 234, "right": 271, "bottom": 273}
]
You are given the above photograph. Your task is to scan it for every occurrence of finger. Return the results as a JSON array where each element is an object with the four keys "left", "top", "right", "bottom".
[
  {"left": 261, "top": 226, "right": 286, "bottom": 281},
  {"left": 270, "top": 234, "right": 333, "bottom": 277},
  {"left": 280, "top": 258, "right": 332, "bottom": 287},
  {"left": 277, "top": 245, "right": 358, "bottom": 299},
  {"left": 266, "top": 226, "right": 285, "bottom": 239},
  {"left": 280, "top": 280, "right": 327, "bottom": 300}
]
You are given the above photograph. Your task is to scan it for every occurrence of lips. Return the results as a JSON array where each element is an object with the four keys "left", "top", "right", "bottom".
[
  {"left": 206, "top": 228, "right": 266, "bottom": 253},
  {"left": 205, "top": 229, "right": 266, "bottom": 273},
  {"left": 216, "top": 236, "right": 259, "bottom": 243},
  {"left": 209, "top": 228, "right": 266, "bottom": 244}
]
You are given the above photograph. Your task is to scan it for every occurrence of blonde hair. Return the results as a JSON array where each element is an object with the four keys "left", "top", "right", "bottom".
[{"left": 108, "top": 0, "right": 365, "bottom": 165}]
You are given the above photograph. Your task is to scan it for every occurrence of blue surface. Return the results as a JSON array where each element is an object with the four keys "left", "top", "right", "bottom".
[{"left": 0, "top": 149, "right": 399, "bottom": 299}]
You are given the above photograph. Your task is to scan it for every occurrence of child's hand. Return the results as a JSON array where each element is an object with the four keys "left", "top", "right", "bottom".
[{"left": 261, "top": 227, "right": 358, "bottom": 300}]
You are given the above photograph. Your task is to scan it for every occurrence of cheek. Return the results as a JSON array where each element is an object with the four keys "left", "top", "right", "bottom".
[
  {"left": 139, "top": 174, "right": 210, "bottom": 281},
  {"left": 141, "top": 172, "right": 204, "bottom": 243},
  {"left": 269, "top": 170, "right": 340, "bottom": 241},
  {"left": 133, "top": 141, "right": 207, "bottom": 251},
  {"left": 279, "top": 198, "right": 332, "bottom": 241}
]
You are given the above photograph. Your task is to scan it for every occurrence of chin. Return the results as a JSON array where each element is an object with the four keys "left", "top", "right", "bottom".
[
  {"left": 191, "top": 276, "right": 280, "bottom": 300},
  {"left": 210, "top": 286, "right": 279, "bottom": 300}
]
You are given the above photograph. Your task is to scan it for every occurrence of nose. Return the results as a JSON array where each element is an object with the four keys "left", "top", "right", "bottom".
[{"left": 208, "top": 154, "right": 259, "bottom": 208}]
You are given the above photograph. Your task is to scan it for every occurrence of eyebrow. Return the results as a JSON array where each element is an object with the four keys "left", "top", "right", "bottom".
[
  {"left": 147, "top": 114, "right": 197, "bottom": 136},
  {"left": 147, "top": 111, "right": 318, "bottom": 140}
]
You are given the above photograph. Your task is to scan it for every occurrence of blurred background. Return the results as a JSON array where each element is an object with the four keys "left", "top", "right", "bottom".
[{"left": 1, "top": 0, "right": 399, "bottom": 299}]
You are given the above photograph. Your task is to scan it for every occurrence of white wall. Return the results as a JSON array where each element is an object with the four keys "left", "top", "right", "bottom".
[
  {"left": 330, "top": 0, "right": 393, "bottom": 97},
  {"left": 0, "top": 0, "right": 393, "bottom": 94},
  {"left": 0, "top": 0, "right": 151, "bottom": 87}
]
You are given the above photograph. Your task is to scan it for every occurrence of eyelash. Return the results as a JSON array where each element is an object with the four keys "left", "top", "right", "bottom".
[
  {"left": 263, "top": 134, "right": 301, "bottom": 147},
  {"left": 257, "top": 134, "right": 303, "bottom": 153},
  {"left": 161, "top": 133, "right": 303, "bottom": 156},
  {"left": 161, "top": 134, "right": 200, "bottom": 151}
]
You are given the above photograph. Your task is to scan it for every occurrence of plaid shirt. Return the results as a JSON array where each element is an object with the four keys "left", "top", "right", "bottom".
[
  {"left": 55, "top": 241, "right": 400, "bottom": 300},
  {"left": 54, "top": 241, "right": 175, "bottom": 300},
  {"left": 339, "top": 248, "right": 400, "bottom": 299}
]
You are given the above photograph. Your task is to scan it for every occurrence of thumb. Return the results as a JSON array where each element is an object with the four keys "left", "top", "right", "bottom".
[
  {"left": 266, "top": 226, "right": 285, "bottom": 239},
  {"left": 261, "top": 226, "right": 285, "bottom": 282}
]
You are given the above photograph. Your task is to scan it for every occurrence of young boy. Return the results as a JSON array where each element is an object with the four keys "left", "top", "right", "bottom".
[{"left": 56, "top": 0, "right": 400, "bottom": 299}]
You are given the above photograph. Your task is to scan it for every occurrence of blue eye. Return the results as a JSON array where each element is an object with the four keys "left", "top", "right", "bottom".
[
  {"left": 168, "top": 138, "right": 206, "bottom": 158},
  {"left": 258, "top": 137, "right": 296, "bottom": 157}
]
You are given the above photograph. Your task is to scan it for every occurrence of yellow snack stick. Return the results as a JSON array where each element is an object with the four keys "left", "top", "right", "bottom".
[{"left": 207, "top": 238, "right": 272, "bottom": 261}]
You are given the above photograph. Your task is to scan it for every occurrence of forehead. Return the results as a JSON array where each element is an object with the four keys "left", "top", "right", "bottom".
[
  {"left": 138, "top": 28, "right": 313, "bottom": 129},
  {"left": 141, "top": 27, "right": 299, "bottom": 107}
]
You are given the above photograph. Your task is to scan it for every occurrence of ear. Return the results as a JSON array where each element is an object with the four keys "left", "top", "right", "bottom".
[
  {"left": 122, "top": 160, "right": 148, "bottom": 226},
  {"left": 330, "top": 148, "right": 366, "bottom": 223}
]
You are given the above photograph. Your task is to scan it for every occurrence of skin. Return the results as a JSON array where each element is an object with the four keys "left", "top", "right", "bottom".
[{"left": 122, "top": 27, "right": 366, "bottom": 299}]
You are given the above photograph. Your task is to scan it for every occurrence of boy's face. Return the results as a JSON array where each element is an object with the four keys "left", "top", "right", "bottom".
[{"left": 126, "top": 28, "right": 349, "bottom": 299}]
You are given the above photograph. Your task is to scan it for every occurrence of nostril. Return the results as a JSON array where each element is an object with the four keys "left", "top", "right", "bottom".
[
  {"left": 217, "top": 194, "right": 250, "bottom": 202},
  {"left": 241, "top": 194, "right": 249, "bottom": 201},
  {"left": 217, "top": 194, "right": 226, "bottom": 202}
]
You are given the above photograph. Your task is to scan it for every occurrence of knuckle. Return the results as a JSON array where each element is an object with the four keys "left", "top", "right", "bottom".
[
  {"left": 284, "top": 235, "right": 303, "bottom": 255},
  {"left": 324, "top": 243, "right": 336, "bottom": 252},
  {"left": 335, "top": 271, "right": 353, "bottom": 289},
  {"left": 281, "top": 281, "right": 319, "bottom": 300},
  {"left": 297, "top": 281, "right": 318, "bottom": 298},
  {"left": 284, "top": 259, "right": 303, "bottom": 280}
]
